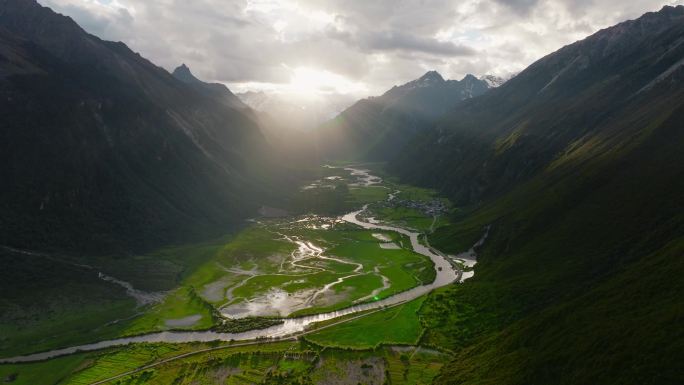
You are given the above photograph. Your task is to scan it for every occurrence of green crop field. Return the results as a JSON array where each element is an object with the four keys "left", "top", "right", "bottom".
[{"left": 0, "top": 340, "right": 448, "bottom": 385}]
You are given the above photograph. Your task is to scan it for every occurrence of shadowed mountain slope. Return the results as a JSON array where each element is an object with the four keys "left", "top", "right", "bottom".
[
  {"left": 385, "top": 6, "right": 684, "bottom": 384},
  {"left": 0, "top": 0, "right": 275, "bottom": 254}
]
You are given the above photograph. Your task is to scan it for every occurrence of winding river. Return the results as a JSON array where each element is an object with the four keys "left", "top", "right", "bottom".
[{"left": 0, "top": 168, "right": 463, "bottom": 364}]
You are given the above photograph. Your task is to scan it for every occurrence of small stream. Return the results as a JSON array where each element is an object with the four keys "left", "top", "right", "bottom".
[{"left": 0, "top": 168, "right": 464, "bottom": 364}]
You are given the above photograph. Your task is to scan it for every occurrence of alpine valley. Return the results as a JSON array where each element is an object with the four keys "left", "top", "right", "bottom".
[{"left": 0, "top": 1, "right": 682, "bottom": 385}]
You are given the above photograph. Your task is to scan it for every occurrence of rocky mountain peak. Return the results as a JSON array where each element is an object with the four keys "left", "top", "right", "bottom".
[
  {"left": 418, "top": 70, "right": 445, "bottom": 83},
  {"left": 172, "top": 63, "right": 248, "bottom": 109},
  {"left": 172, "top": 63, "right": 200, "bottom": 84},
  {"left": 461, "top": 74, "right": 479, "bottom": 83}
]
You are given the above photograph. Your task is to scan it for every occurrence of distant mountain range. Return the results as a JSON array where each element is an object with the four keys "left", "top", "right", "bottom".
[
  {"left": 236, "top": 90, "right": 354, "bottom": 131},
  {"left": 231, "top": 90, "right": 355, "bottom": 168},
  {"left": 378, "top": 71, "right": 496, "bottom": 119},
  {"left": 316, "top": 71, "right": 502, "bottom": 160},
  {"left": 0, "top": 0, "right": 274, "bottom": 253}
]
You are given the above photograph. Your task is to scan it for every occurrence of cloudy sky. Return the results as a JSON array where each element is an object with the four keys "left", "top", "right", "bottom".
[{"left": 39, "top": 0, "right": 683, "bottom": 98}]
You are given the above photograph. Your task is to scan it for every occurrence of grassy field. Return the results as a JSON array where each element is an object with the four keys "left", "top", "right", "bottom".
[
  {"left": 0, "top": 353, "right": 87, "bottom": 385},
  {"left": 54, "top": 210, "right": 434, "bottom": 340},
  {"left": 0, "top": 163, "right": 459, "bottom": 383},
  {"left": 137, "top": 164, "right": 441, "bottom": 322},
  {"left": 197, "top": 218, "right": 432, "bottom": 318},
  {"left": 0, "top": 340, "right": 448, "bottom": 385},
  {"left": 304, "top": 296, "right": 427, "bottom": 349},
  {"left": 361, "top": 175, "right": 454, "bottom": 233},
  {"left": 0, "top": 249, "right": 139, "bottom": 357},
  {"left": 349, "top": 185, "right": 390, "bottom": 205},
  {"left": 372, "top": 206, "right": 438, "bottom": 232},
  {"left": 0, "top": 341, "right": 302, "bottom": 385}
]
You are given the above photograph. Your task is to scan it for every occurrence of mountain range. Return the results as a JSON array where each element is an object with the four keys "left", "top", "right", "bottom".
[
  {"left": 0, "top": 0, "right": 682, "bottom": 383},
  {"left": 236, "top": 90, "right": 354, "bottom": 132},
  {"left": 392, "top": 5, "right": 684, "bottom": 204},
  {"left": 0, "top": 0, "right": 274, "bottom": 253},
  {"left": 316, "top": 71, "right": 501, "bottom": 160},
  {"left": 385, "top": 5, "right": 684, "bottom": 384}
]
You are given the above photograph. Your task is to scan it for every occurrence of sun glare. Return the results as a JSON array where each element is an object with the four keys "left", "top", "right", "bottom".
[{"left": 286, "top": 66, "right": 366, "bottom": 98}]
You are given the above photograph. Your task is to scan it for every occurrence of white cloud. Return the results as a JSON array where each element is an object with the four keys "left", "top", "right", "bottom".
[{"left": 39, "top": 0, "right": 683, "bottom": 97}]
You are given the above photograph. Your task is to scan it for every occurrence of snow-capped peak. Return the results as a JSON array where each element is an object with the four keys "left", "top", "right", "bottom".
[
  {"left": 399, "top": 70, "right": 445, "bottom": 90},
  {"left": 480, "top": 75, "right": 506, "bottom": 88}
]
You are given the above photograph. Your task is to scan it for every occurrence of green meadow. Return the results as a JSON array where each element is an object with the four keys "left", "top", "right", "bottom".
[
  {"left": 304, "top": 296, "right": 427, "bottom": 349},
  {"left": 0, "top": 164, "right": 458, "bottom": 383}
]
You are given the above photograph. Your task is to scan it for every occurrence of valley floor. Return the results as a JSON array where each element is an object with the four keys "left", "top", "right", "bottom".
[{"left": 0, "top": 164, "right": 475, "bottom": 384}]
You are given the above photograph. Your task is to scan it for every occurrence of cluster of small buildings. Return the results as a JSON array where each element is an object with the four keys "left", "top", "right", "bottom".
[{"left": 390, "top": 198, "right": 447, "bottom": 216}]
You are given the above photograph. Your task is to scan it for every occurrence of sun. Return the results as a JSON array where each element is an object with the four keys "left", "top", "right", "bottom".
[{"left": 286, "top": 66, "right": 366, "bottom": 98}]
